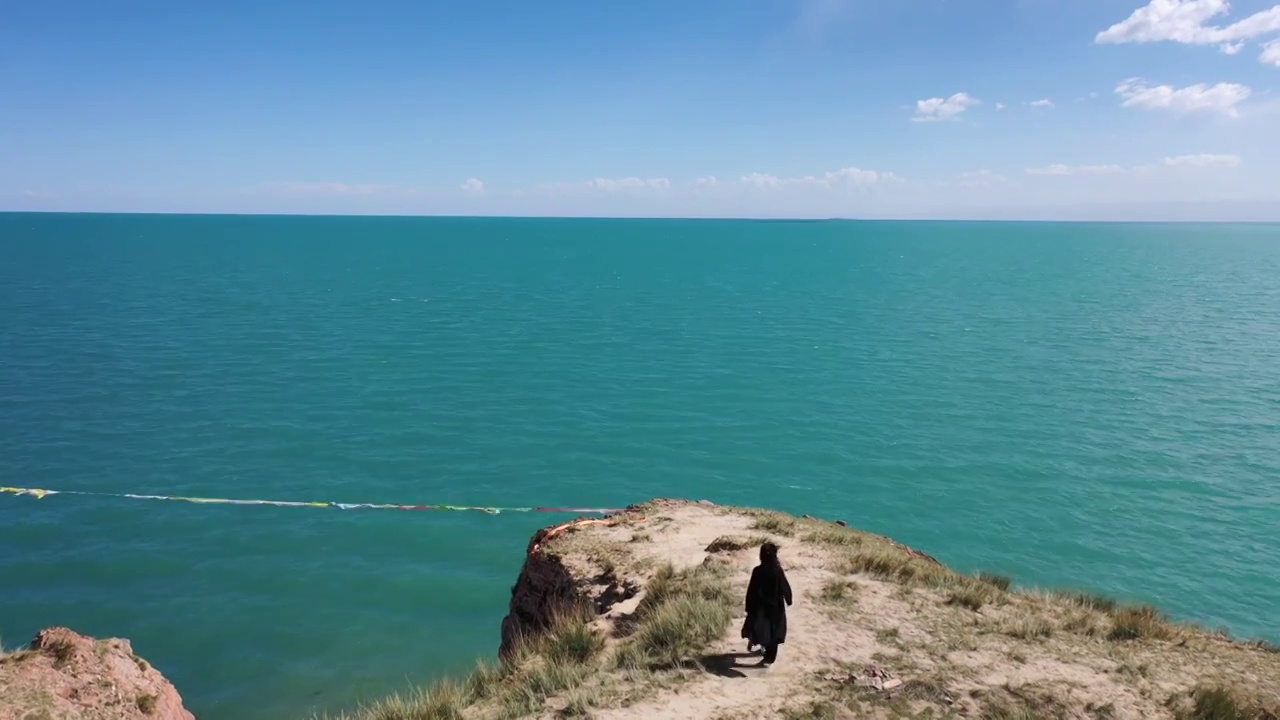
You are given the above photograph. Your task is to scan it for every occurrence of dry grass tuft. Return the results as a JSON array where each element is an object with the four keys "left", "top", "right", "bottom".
[
  {"left": 620, "top": 562, "right": 735, "bottom": 670},
  {"left": 44, "top": 637, "right": 75, "bottom": 669},
  {"left": 947, "top": 578, "right": 1002, "bottom": 611},
  {"left": 0, "top": 636, "right": 36, "bottom": 665},
  {"left": 979, "top": 685, "right": 1073, "bottom": 720},
  {"left": 1173, "top": 684, "right": 1280, "bottom": 720},
  {"left": 818, "top": 578, "right": 855, "bottom": 603},
  {"left": 781, "top": 700, "right": 841, "bottom": 720},
  {"left": 839, "top": 544, "right": 945, "bottom": 585},
  {"left": 1061, "top": 610, "right": 1109, "bottom": 638},
  {"left": 1052, "top": 590, "right": 1119, "bottom": 614},
  {"left": 1246, "top": 639, "right": 1280, "bottom": 655},
  {"left": 748, "top": 512, "right": 798, "bottom": 536},
  {"left": 325, "top": 603, "right": 614, "bottom": 720},
  {"left": 801, "top": 524, "right": 865, "bottom": 547},
  {"left": 978, "top": 572, "right": 1014, "bottom": 591},
  {"left": 704, "top": 535, "right": 769, "bottom": 554},
  {"left": 1108, "top": 605, "right": 1179, "bottom": 642},
  {"left": 543, "top": 608, "right": 606, "bottom": 666},
  {"left": 1002, "top": 616, "right": 1055, "bottom": 640}
]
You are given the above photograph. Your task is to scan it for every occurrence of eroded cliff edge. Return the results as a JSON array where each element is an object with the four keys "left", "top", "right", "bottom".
[{"left": 0, "top": 626, "right": 194, "bottom": 720}]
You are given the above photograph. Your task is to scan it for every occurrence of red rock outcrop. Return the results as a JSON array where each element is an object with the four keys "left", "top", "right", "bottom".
[{"left": 0, "top": 627, "right": 194, "bottom": 720}]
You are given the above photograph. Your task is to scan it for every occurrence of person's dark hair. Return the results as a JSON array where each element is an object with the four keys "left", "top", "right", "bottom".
[{"left": 760, "top": 541, "right": 780, "bottom": 566}]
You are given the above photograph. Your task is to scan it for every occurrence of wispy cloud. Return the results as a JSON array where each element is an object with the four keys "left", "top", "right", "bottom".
[
  {"left": 957, "top": 170, "right": 1006, "bottom": 188},
  {"left": 536, "top": 177, "right": 672, "bottom": 196},
  {"left": 995, "top": 102, "right": 1007, "bottom": 111},
  {"left": 1096, "top": 0, "right": 1280, "bottom": 64},
  {"left": 1162, "top": 153, "right": 1242, "bottom": 166},
  {"left": 1115, "top": 77, "right": 1251, "bottom": 117},
  {"left": 1026, "top": 164, "right": 1125, "bottom": 176},
  {"left": 22, "top": 189, "right": 54, "bottom": 199},
  {"left": 912, "top": 92, "right": 980, "bottom": 122},
  {"left": 1027, "top": 154, "right": 1241, "bottom": 176},
  {"left": 1030, "top": 99, "right": 1056, "bottom": 108},
  {"left": 536, "top": 167, "right": 901, "bottom": 199},
  {"left": 460, "top": 178, "right": 485, "bottom": 196},
  {"left": 738, "top": 167, "right": 899, "bottom": 188}
]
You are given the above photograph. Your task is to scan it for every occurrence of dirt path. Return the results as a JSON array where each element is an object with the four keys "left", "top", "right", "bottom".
[{"left": 587, "top": 506, "right": 908, "bottom": 720}]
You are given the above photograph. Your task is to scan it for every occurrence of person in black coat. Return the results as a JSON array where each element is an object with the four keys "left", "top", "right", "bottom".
[{"left": 742, "top": 541, "right": 793, "bottom": 667}]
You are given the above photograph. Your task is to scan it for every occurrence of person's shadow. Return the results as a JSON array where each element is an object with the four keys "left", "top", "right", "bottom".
[{"left": 700, "top": 652, "right": 759, "bottom": 678}]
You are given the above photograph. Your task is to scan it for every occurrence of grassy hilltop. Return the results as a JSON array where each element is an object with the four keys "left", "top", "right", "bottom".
[{"left": 328, "top": 500, "right": 1280, "bottom": 720}]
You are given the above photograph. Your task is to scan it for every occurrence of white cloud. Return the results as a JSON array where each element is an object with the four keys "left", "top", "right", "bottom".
[
  {"left": 591, "top": 177, "right": 670, "bottom": 192},
  {"left": 536, "top": 167, "right": 901, "bottom": 201},
  {"left": 912, "top": 92, "right": 980, "bottom": 122},
  {"left": 1263, "top": 39, "right": 1280, "bottom": 64},
  {"left": 957, "top": 170, "right": 1006, "bottom": 188},
  {"left": 738, "top": 167, "right": 898, "bottom": 188},
  {"left": 1030, "top": 99, "right": 1056, "bottom": 108},
  {"left": 1115, "top": 77, "right": 1251, "bottom": 117},
  {"left": 1162, "top": 153, "right": 1242, "bottom": 166},
  {"left": 1026, "top": 155, "right": 1242, "bottom": 177},
  {"left": 460, "top": 178, "right": 485, "bottom": 195},
  {"left": 996, "top": 102, "right": 1007, "bottom": 111},
  {"left": 22, "top": 189, "right": 53, "bottom": 199},
  {"left": 537, "top": 177, "right": 672, "bottom": 195},
  {"left": 1026, "top": 164, "right": 1125, "bottom": 176},
  {"left": 1096, "top": 0, "right": 1280, "bottom": 62}
]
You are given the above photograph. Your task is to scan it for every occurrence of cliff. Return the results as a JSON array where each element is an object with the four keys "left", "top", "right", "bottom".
[
  {"left": 343, "top": 498, "right": 1280, "bottom": 720},
  {"left": 0, "top": 626, "right": 194, "bottom": 720}
]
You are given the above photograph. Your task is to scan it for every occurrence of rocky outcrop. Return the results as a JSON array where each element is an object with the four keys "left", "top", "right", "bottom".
[
  {"left": 498, "top": 510, "right": 646, "bottom": 658},
  {"left": 0, "top": 627, "right": 194, "bottom": 720}
]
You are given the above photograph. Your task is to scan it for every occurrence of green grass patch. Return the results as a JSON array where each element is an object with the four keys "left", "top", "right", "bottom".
[{"left": 620, "top": 562, "right": 735, "bottom": 669}]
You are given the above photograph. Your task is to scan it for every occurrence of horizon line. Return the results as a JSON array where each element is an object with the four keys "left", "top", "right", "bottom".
[{"left": 2, "top": 210, "right": 1278, "bottom": 225}]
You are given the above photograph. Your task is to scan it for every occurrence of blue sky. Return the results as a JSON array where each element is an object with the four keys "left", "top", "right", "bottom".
[{"left": 3, "top": 0, "right": 1279, "bottom": 219}]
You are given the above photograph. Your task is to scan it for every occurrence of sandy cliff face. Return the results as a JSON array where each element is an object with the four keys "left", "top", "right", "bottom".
[
  {"left": 0, "top": 627, "right": 194, "bottom": 720},
  {"left": 499, "top": 511, "right": 644, "bottom": 659}
]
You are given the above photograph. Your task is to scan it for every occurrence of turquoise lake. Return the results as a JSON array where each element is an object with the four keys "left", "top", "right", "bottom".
[{"left": 1, "top": 213, "right": 1277, "bottom": 719}]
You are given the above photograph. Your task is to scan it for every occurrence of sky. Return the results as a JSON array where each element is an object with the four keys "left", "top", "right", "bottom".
[{"left": 3, "top": 0, "right": 1280, "bottom": 220}]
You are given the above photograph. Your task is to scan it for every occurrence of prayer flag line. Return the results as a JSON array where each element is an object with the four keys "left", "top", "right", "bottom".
[{"left": 0, "top": 486, "right": 625, "bottom": 516}]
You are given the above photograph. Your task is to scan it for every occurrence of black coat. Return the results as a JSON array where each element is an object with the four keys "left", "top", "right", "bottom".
[{"left": 743, "top": 562, "right": 793, "bottom": 646}]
